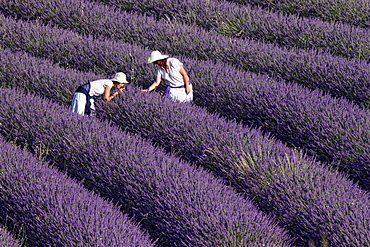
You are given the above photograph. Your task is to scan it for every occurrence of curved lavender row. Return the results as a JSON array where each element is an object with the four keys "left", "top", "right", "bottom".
[
  {"left": 0, "top": 88, "right": 290, "bottom": 246},
  {"left": 1, "top": 50, "right": 370, "bottom": 246},
  {"left": 193, "top": 63, "right": 370, "bottom": 188},
  {"left": 1, "top": 15, "right": 370, "bottom": 189},
  {"left": 0, "top": 140, "right": 154, "bottom": 246},
  {"left": 1, "top": 5, "right": 370, "bottom": 108},
  {"left": 231, "top": 0, "right": 370, "bottom": 29},
  {"left": 95, "top": 84, "right": 370, "bottom": 246},
  {"left": 0, "top": 226, "right": 21, "bottom": 247},
  {"left": 95, "top": 0, "right": 370, "bottom": 60}
]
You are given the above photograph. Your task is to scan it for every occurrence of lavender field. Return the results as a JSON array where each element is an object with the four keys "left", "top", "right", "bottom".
[{"left": 0, "top": 0, "right": 370, "bottom": 246}]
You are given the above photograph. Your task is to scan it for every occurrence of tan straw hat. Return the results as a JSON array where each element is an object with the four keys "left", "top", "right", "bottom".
[
  {"left": 111, "top": 72, "right": 129, "bottom": 84},
  {"left": 147, "top": 50, "right": 169, "bottom": 63}
]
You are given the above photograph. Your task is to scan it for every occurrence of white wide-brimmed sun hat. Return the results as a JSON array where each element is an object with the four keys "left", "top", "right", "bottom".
[
  {"left": 111, "top": 72, "right": 129, "bottom": 84},
  {"left": 147, "top": 50, "right": 169, "bottom": 63}
]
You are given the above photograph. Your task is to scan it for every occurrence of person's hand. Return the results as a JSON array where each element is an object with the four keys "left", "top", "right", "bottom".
[
  {"left": 185, "top": 86, "right": 191, "bottom": 95},
  {"left": 113, "top": 89, "right": 124, "bottom": 97},
  {"left": 112, "top": 88, "right": 124, "bottom": 98},
  {"left": 141, "top": 89, "right": 149, "bottom": 93}
]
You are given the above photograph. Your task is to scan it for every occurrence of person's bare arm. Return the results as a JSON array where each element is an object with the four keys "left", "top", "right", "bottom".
[
  {"left": 141, "top": 76, "right": 161, "bottom": 93},
  {"left": 179, "top": 66, "right": 191, "bottom": 94},
  {"left": 104, "top": 85, "right": 123, "bottom": 102}
]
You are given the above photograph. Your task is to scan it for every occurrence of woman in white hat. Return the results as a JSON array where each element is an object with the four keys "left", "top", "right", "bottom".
[
  {"left": 142, "top": 50, "right": 193, "bottom": 103},
  {"left": 70, "top": 72, "right": 129, "bottom": 116}
]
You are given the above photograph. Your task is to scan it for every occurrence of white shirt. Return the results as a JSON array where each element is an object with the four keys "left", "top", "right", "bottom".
[
  {"left": 89, "top": 79, "right": 113, "bottom": 97},
  {"left": 155, "top": 58, "right": 189, "bottom": 87}
]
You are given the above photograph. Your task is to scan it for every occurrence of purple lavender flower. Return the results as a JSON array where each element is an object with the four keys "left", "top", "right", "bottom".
[
  {"left": 95, "top": 0, "right": 370, "bottom": 60},
  {"left": 1, "top": 22, "right": 370, "bottom": 190},
  {"left": 232, "top": 0, "right": 370, "bottom": 29},
  {"left": 1, "top": 48, "right": 370, "bottom": 245},
  {"left": 0, "top": 3, "right": 369, "bottom": 106},
  {"left": 1, "top": 8, "right": 370, "bottom": 246},
  {"left": 0, "top": 87, "right": 292, "bottom": 246},
  {"left": 0, "top": 139, "right": 154, "bottom": 246}
]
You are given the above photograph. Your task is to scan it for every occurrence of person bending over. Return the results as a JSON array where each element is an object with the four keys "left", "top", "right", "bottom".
[{"left": 70, "top": 72, "right": 128, "bottom": 116}]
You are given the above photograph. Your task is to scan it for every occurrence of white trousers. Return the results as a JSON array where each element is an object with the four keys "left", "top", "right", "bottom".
[
  {"left": 70, "top": 92, "right": 95, "bottom": 116},
  {"left": 165, "top": 84, "right": 193, "bottom": 103}
]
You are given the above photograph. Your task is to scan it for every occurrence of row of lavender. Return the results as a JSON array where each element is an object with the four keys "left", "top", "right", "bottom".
[
  {"left": 2, "top": 47, "right": 370, "bottom": 246},
  {"left": 0, "top": 83, "right": 291, "bottom": 245},
  {"left": 0, "top": 137, "right": 154, "bottom": 246},
  {"left": 2, "top": 14, "right": 370, "bottom": 191},
  {"left": 1, "top": 0, "right": 370, "bottom": 109},
  {"left": 2, "top": 1, "right": 370, "bottom": 244},
  {"left": 96, "top": 0, "right": 370, "bottom": 60},
  {"left": 232, "top": 0, "right": 370, "bottom": 29}
]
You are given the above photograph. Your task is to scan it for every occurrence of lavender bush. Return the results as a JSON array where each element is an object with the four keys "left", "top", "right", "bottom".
[
  {"left": 93, "top": 82, "right": 370, "bottom": 247},
  {"left": 1, "top": 4, "right": 370, "bottom": 108},
  {"left": 0, "top": 139, "right": 154, "bottom": 246},
  {"left": 232, "top": 0, "right": 370, "bottom": 29},
  {"left": 0, "top": 226, "right": 21, "bottom": 247},
  {"left": 93, "top": 0, "right": 370, "bottom": 60},
  {"left": 98, "top": 90, "right": 370, "bottom": 247},
  {"left": 2, "top": 16, "right": 370, "bottom": 191},
  {"left": 1, "top": 0, "right": 369, "bottom": 246},
  {"left": 1, "top": 49, "right": 370, "bottom": 246},
  {"left": 0, "top": 88, "right": 291, "bottom": 246}
]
